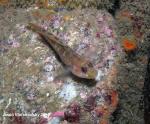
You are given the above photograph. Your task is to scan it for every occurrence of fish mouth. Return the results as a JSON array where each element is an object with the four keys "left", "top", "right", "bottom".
[{"left": 71, "top": 70, "right": 96, "bottom": 80}]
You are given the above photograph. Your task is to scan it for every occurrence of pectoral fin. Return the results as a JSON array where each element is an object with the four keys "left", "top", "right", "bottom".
[{"left": 53, "top": 67, "right": 71, "bottom": 81}]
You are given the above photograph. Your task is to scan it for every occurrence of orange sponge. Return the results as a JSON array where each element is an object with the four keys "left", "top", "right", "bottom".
[{"left": 122, "top": 38, "right": 137, "bottom": 52}]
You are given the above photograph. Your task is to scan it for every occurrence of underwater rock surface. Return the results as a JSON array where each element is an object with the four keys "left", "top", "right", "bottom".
[{"left": 0, "top": 7, "right": 121, "bottom": 124}]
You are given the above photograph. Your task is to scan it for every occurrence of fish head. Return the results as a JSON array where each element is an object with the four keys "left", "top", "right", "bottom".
[{"left": 71, "top": 61, "right": 98, "bottom": 80}]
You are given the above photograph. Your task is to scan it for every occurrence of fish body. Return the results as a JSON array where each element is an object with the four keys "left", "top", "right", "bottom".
[{"left": 27, "top": 23, "right": 98, "bottom": 79}]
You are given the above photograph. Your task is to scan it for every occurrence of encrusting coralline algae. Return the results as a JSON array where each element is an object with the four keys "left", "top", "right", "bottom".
[{"left": 1, "top": 6, "right": 121, "bottom": 124}]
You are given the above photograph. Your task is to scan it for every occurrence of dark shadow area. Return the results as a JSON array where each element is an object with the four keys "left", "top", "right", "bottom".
[
  {"left": 107, "top": 0, "right": 120, "bottom": 17},
  {"left": 144, "top": 47, "right": 150, "bottom": 124},
  {"left": 70, "top": 73, "right": 97, "bottom": 87},
  {"left": 111, "top": 104, "right": 122, "bottom": 123}
]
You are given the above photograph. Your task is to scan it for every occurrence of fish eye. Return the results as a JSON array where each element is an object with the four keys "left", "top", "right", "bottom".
[
  {"left": 88, "top": 62, "right": 93, "bottom": 67},
  {"left": 81, "top": 66, "right": 88, "bottom": 73}
]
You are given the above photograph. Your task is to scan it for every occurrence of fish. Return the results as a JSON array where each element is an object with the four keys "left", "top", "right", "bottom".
[{"left": 26, "top": 23, "right": 98, "bottom": 80}]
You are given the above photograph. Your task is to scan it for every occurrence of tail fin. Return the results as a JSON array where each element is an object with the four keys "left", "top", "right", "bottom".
[{"left": 26, "top": 23, "right": 61, "bottom": 44}]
